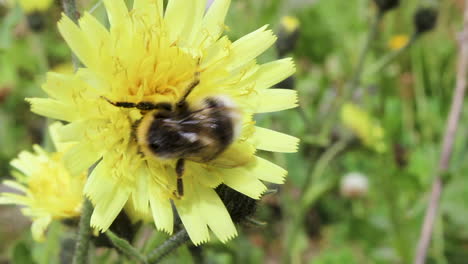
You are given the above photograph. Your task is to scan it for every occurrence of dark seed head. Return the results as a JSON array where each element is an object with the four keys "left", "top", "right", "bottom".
[
  {"left": 276, "top": 16, "right": 300, "bottom": 57},
  {"left": 414, "top": 7, "right": 438, "bottom": 34},
  {"left": 215, "top": 184, "right": 257, "bottom": 223},
  {"left": 373, "top": 0, "right": 400, "bottom": 13},
  {"left": 26, "top": 12, "right": 45, "bottom": 32}
]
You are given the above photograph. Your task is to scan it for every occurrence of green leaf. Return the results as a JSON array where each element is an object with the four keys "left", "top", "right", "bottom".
[{"left": 12, "top": 241, "right": 35, "bottom": 264}]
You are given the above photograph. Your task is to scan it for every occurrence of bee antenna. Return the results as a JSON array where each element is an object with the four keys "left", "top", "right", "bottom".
[{"left": 177, "top": 59, "right": 201, "bottom": 106}]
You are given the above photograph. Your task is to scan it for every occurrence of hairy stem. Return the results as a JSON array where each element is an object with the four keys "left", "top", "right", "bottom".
[
  {"left": 106, "top": 230, "right": 147, "bottom": 263},
  {"left": 414, "top": 1, "right": 468, "bottom": 263},
  {"left": 146, "top": 229, "right": 190, "bottom": 264},
  {"left": 72, "top": 199, "right": 93, "bottom": 264}
]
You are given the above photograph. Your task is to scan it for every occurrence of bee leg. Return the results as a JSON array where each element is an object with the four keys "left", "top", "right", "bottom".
[{"left": 175, "top": 159, "right": 185, "bottom": 198}]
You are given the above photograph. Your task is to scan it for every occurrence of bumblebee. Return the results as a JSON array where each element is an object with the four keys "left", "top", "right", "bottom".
[{"left": 103, "top": 73, "right": 241, "bottom": 198}]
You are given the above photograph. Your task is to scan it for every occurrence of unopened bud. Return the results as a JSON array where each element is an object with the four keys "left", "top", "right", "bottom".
[
  {"left": 414, "top": 7, "right": 438, "bottom": 34},
  {"left": 276, "top": 16, "right": 300, "bottom": 57},
  {"left": 26, "top": 12, "right": 45, "bottom": 32},
  {"left": 340, "top": 172, "right": 369, "bottom": 199},
  {"left": 373, "top": 0, "right": 400, "bottom": 13}
]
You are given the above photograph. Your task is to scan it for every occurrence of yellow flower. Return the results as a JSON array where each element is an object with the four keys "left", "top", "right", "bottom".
[
  {"left": 28, "top": 0, "right": 298, "bottom": 245},
  {"left": 388, "top": 34, "right": 409, "bottom": 51},
  {"left": 280, "top": 16, "right": 300, "bottom": 34},
  {"left": 341, "top": 103, "right": 387, "bottom": 153},
  {"left": 0, "top": 122, "right": 85, "bottom": 241},
  {"left": 17, "top": 0, "right": 53, "bottom": 13}
]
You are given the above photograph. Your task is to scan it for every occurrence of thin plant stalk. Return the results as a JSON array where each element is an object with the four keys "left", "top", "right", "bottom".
[
  {"left": 146, "top": 229, "right": 190, "bottom": 264},
  {"left": 414, "top": 1, "right": 468, "bottom": 263},
  {"left": 72, "top": 199, "right": 93, "bottom": 264}
]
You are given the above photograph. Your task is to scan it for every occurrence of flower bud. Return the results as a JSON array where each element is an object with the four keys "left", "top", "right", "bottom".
[
  {"left": 413, "top": 7, "right": 438, "bottom": 34},
  {"left": 26, "top": 12, "right": 45, "bottom": 32},
  {"left": 276, "top": 16, "right": 300, "bottom": 57},
  {"left": 215, "top": 184, "right": 257, "bottom": 223},
  {"left": 373, "top": 0, "right": 400, "bottom": 13},
  {"left": 340, "top": 172, "right": 369, "bottom": 199}
]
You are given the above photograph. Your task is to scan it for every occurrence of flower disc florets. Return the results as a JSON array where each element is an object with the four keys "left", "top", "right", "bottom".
[
  {"left": 28, "top": 0, "right": 298, "bottom": 245},
  {"left": 0, "top": 123, "right": 85, "bottom": 241}
]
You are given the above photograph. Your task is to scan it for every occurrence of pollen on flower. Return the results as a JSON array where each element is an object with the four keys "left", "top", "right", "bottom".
[
  {"left": 28, "top": 0, "right": 298, "bottom": 245},
  {"left": 0, "top": 123, "right": 85, "bottom": 241}
]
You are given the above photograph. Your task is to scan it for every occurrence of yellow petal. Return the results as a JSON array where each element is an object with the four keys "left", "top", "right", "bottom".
[
  {"left": 58, "top": 15, "right": 96, "bottom": 68},
  {"left": 103, "top": 0, "right": 128, "bottom": 27},
  {"left": 249, "top": 157, "right": 287, "bottom": 184},
  {"left": 133, "top": 0, "right": 164, "bottom": 22},
  {"left": 64, "top": 142, "right": 101, "bottom": 176},
  {"left": 149, "top": 181, "right": 174, "bottom": 234},
  {"left": 255, "top": 89, "right": 298, "bottom": 113},
  {"left": 91, "top": 188, "right": 130, "bottom": 232},
  {"left": 209, "top": 141, "right": 256, "bottom": 168},
  {"left": 197, "top": 187, "right": 237, "bottom": 243},
  {"left": 220, "top": 168, "right": 267, "bottom": 199},
  {"left": 187, "top": 163, "right": 222, "bottom": 188},
  {"left": 2, "top": 180, "right": 28, "bottom": 193},
  {"left": 0, "top": 192, "right": 30, "bottom": 205},
  {"left": 252, "top": 126, "right": 299, "bottom": 153},
  {"left": 174, "top": 180, "right": 210, "bottom": 245},
  {"left": 183, "top": 0, "right": 207, "bottom": 45},
  {"left": 10, "top": 151, "right": 38, "bottom": 176},
  {"left": 227, "top": 25, "right": 276, "bottom": 70},
  {"left": 201, "top": 0, "right": 230, "bottom": 43},
  {"left": 42, "top": 72, "right": 75, "bottom": 101},
  {"left": 254, "top": 58, "right": 295, "bottom": 90},
  {"left": 27, "top": 98, "right": 78, "bottom": 122},
  {"left": 201, "top": 36, "right": 231, "bottom": 69},
  {"left": 164, "top": 0, "right": 197, "bottom": 44},
  {"left": 78, "top": 13, "right": 110, "bottom": 70},
  {"left": 87, "top": 163, "right": 131, "bottom": 231},
  {"left": 131, "top": 166, "right": 150, "bottom": 214},
  {"left": 31, "top": 216, "right": 52, "bottom": 242}
]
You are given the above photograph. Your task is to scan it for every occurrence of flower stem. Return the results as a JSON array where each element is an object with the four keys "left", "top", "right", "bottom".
[
  {"left": 414, "top": 1, "right": 468, "bottom": 263},
  {"left": 348, "top": 11, "right": 383, "bottom": 92},
  {"left": 72, "top": 199, "right": 93, "bottom": 264},
  {"left": 365, "top": 32, "right": 418, "bottom": 77},
  {"left": 146, "top": 229, "right": 190, "bottom": 264},
  {"left": 106, "top": 230, "right": 147, "bottom": 263}
]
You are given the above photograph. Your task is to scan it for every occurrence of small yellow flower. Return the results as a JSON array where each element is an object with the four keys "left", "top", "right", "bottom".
[
  {"left": 280, "top": 16, "right": 300, "bottom": 34},
  {"left": 0, "top": 122, "right": 85, "bottom": 241},
  {"left": 388, "top": 34, "right": 409, "bottom": 51},
  {"left": 341, "top": 103, "right": 386, "bottom": 153},
  {"left": 17, "top": 0, "right": 53, "bottom": 13},
  {"left": 28, "top": 0, "right": 298, "bottom": 245}
]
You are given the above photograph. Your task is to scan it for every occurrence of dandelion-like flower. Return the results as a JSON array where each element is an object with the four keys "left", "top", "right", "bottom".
[
  {"left": 388, "top": 34, "right": 409, "bottom": 51},
  {"left": 28, "top": 0, "right": 298, "bottom": 244},
  {"left": 0, "top": 122, "right": 85, "bottom": 241}
]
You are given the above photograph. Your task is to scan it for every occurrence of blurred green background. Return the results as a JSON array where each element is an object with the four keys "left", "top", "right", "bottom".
[{"left": 1, "top": 0, "right": 467, "bottom": 263}]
